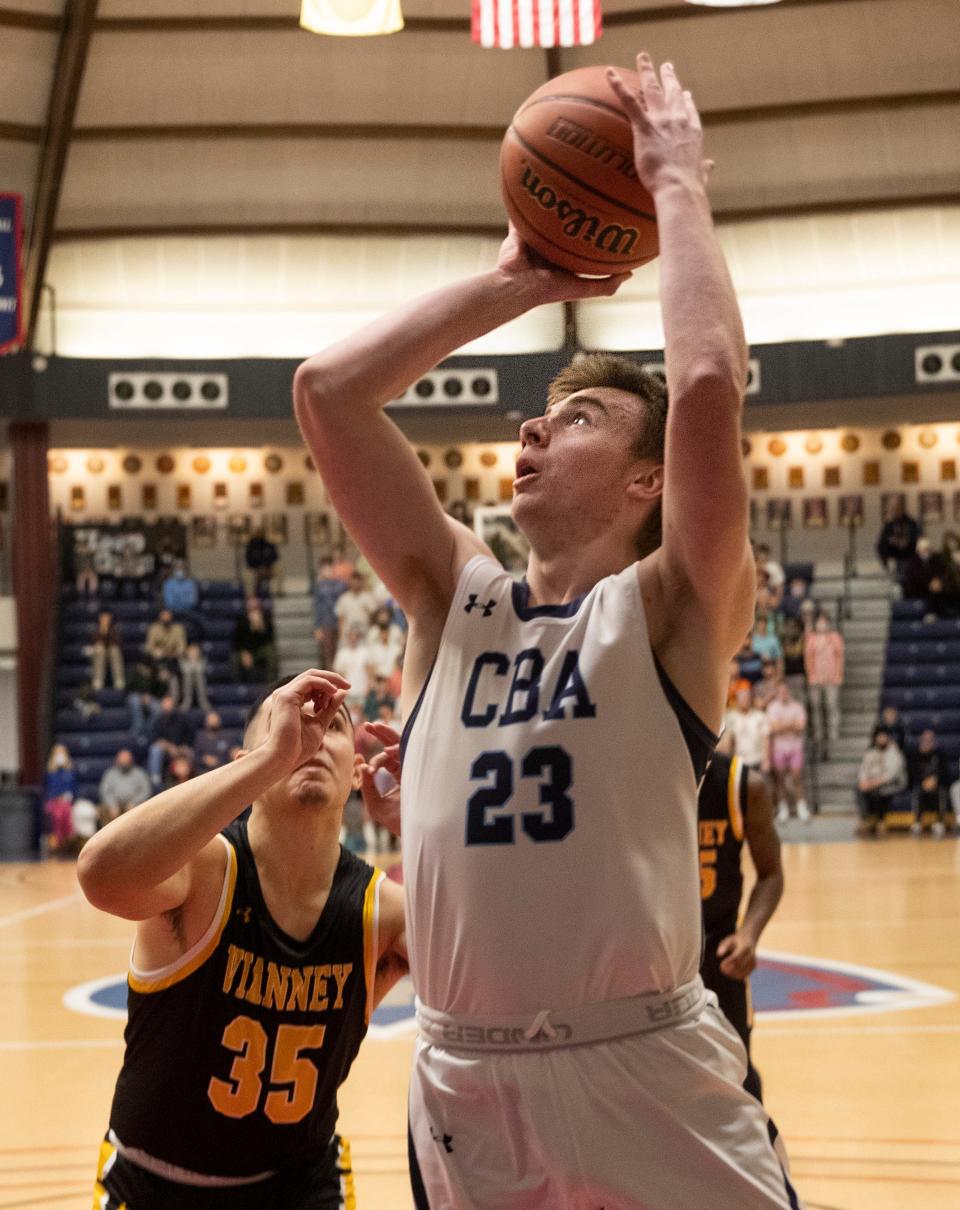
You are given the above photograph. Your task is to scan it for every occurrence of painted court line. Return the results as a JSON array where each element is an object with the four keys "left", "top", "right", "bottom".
[
  {"left": 0, "top": 1039, "right": 122, "bottom": 1051},
  {"left": 0, "top": 892, "right": 82, "bottom": 930}
]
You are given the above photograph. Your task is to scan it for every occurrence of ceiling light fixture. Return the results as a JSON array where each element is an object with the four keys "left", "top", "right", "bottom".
[{"left": 299, "top": 0, "right": 403, "bottom": 35}]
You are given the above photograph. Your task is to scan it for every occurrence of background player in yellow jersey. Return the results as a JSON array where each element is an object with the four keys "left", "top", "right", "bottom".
[
  {"left": 698, "top": 751, "right": 784, "bottom": 1102},
  {"left": 78, "top": 669, "right": 407, "bottom": 1209}
]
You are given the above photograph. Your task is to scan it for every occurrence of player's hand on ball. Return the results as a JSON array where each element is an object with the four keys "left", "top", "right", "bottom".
[
  {"left": 262, "top": 669, "right": 350, "bottom": 773},
  {"left": 496, "top": 224, "right": 632, "bottom": 303},
  {"left": 360, "top": 723, "right": 402, "bottom": 836},
  {"left": 606, "top": 54, "right": 710, "bottom": 195},
  {"left": 716, "top": 931, "right": 758, "bottom": 980}
]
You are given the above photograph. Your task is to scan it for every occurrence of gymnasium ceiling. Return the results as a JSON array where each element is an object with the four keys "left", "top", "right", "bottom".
[{"left": 2, "top": 0, "right": 960, "bottom": 357}]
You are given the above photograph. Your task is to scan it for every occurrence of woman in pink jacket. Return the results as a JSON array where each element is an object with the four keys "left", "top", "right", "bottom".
[{"left": 804, "top": 613, "right": 845, "bottom": 759}]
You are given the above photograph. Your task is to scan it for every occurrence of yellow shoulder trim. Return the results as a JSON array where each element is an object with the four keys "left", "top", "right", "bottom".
[
  {"left": 362, "top": 869, "right": 384, "bottom": 1026},
  {"left": 129, "top": 835, "right": 238, "bottom": 994},
  {"left": 728, "top": 756, "right": 745, "bottom": 842}
]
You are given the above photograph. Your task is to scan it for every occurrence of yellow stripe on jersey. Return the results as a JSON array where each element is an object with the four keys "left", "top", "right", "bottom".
[
  {"left": 93, "top": 1137, "right": 125, "bottom": 1208},
  {"left": 338, "top": 1135, "right": 357, "bottom": 1209},
  {"left": 745, "top": 975, "right": 754, "bottom": 1029},
  {"left": 128, "top": 838, "right": 238, "bottom": 994},
  {"left": 728, "top": 756, "right": 745, "bottom": 842},
  {"left": 361, "top": 870, "right": 384, "bottom": 1025}
]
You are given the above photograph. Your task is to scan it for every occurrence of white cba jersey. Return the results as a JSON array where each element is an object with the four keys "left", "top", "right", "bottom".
[{"left": 401, "top": 554, "right": 717, "bottom": 1017}]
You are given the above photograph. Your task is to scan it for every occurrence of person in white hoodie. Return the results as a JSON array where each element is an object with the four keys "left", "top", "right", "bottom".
[{"left": 856, "top": 726, "right": 907, "bottom": 836}]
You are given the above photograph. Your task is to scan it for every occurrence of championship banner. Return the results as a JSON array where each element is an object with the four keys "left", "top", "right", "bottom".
[{"left": 0, "top": 194, "right": 23, "bottom": 355}]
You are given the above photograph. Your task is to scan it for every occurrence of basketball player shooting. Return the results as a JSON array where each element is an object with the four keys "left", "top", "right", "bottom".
[
  {"left": 77, "top": 670, "right": 407, "bottom": 1209},
  {"left": 295, "top": 53, "right": 801, "bottom": 1209}
]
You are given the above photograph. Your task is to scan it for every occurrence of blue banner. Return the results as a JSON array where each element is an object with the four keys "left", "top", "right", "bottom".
[{"left": 0, "top": 194, "right": 23, "bottom": 354}]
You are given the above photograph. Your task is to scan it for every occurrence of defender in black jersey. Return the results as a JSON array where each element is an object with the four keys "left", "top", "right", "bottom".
[
  {"left": 78, "top": 670, "right": 408, "bottom": 1209},
  {"left": 698, "top": 751, "right": 784, "bottom": 1102}
]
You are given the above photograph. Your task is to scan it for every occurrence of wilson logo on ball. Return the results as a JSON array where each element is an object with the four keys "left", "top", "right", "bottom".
[{"left": 518, "top": 164, "right": 640, "bottom": 255}]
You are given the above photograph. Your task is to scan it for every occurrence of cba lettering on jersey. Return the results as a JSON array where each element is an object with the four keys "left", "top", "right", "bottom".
[{"left": 461, "top": 648, "right": 597, "bottom": 728}]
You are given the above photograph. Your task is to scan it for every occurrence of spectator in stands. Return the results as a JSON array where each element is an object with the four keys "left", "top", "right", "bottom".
[
  {"left": 728, "top": 688, "right": 770, "bottom": 774},
  {"left": 366, "top": 605, "right": 405, "bottom": 681},
  {"left": 147, "top": 696, "right": 195, "bottom": 788},
  {"left": 74, "top": 534, "right": 98, "bottom": 597},
  {"left": 924, "top": 568, "right": 960, "bottom": 621},
  {"left": 334, "top": 626, "right": 370, "bottom": 707},
  {"left": 755, "top": 568, "right": 782, "bottom": 618},
  {"left": 99, "top": 749, "right": 153, "bottom": 824},
  {"left": 856, "top": 726, "right": 907, "bottom": 837},
  {"left": 165, "top": 753, "right": 196, "bottom": 789},
  {"left": 767, "top": 680, "right": 810, "bottom": 823},
  {"left": 876, "top": 703, "right": 907, "bottom": 752},
  {"left": 335, "top": 570, "right": 378, "bottom": 643},
  {"left": 43, "top": 743, "right": 77, "bottom": 854},
  {"left": 145, "top": 609, "right": 187, "bottom": 698},
  {"left": 727, "top": 658, "right": 751, "bottom": 709},
  {"left": 780, "top": 577, "right": 811, "bottom": 621},
  {"left": 179, "top": 642, "right": 212, "bottom": 711},
  {"left": 798, "top": 596, "right": 818, "bottom": 634},
  {"left": 243, "top": 527, "right": 281, "bottom": 598},
  {"left": 71, "top": 681, "right": 101, "bottom": 720},
  {"left": 751, "top": 615, "right": 783, "bottom": 674},
  {"left": 805, "top": 613, "right": 845, "bottom": 760},
  {"left": 735, "top": 636, "right": 763, "bottom": 685},
  {"left": 91, "top": 610, "right": 126, "bottom": 692},
  {"left": 363, "top": 675, "right": 396, "bottom": 724},
  {"left": 902, "top": 536, "right": 941, "bottom": 601},
  {"left": 161, "top": 559, "right": 204, "bottom": 639},
  {"left": 780, "top": 615, "right": 807, "bottom": 699},
  {"left": 755, "top": 543, "right": 785, "bottom": 595},
  {"left": 313, "top": 556, "right": 347, "bottom": 667},
  {"left": 387, "top": 650, "right": 403, "bottom": 702},
  {"left": 232, "top": 598, "right": 276, "bottom": 684},
  {"left": 877, "top": 499, "right": 920, "bottom": 582},
  {"left": 753, "top": 658, "right": 780, "bottom": 710},
  {"left": 126, "top": 655, "right": 166, "bottom": 742},
  {"left": 909, "top": 729, "right": 948, "bottom": 837},
  {"left": 194, "top": 711, "right": 232, "bottom": 771},
  {"left": 116, "top": 536, "right": 146, "bottom": 600}
]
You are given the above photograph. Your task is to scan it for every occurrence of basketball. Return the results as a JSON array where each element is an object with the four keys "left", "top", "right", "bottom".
[{"left": 500, "top": 65, "right": 658, "bottom": 276}]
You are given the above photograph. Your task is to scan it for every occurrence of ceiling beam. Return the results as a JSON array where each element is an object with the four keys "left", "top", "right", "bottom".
[
  {"left": 23, "top": 0, "right": 99, "bottom": 349},
  {"left": 0, "top": 121, "right": 42, "bottom": 143},
  {"left": 0, "top": 5, "right": 58, "bottom": 31},
  {"left": 50, "top": 192, "right": 960, "bottom": 245}
]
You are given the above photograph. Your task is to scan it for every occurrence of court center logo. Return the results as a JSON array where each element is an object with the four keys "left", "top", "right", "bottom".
[{"left": 65, "top": 951, "right": 953, "bottom": 1036}]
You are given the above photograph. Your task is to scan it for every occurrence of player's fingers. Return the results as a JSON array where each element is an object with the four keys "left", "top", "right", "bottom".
[
  {"left": 312, "top": 687, "right": 348, "bottom": 728},
  {"left": 660, "top": 61, "right": 682, "bottom": 100},
  {"left": 715, "top": 936, "right": 735, "bottom": 957},
  {"left": 577, "top": 271, "right": 632, "bottom": 299},
  {"left": 683, "top": 90, "right": 703, "bottom": 133},
  {"left": 635, "top": 52, "right": 662, "bottom": 102},
  {"left": 364, "top": 721, "right": 402, "bottom": 747},
  {"left": 606, "top": 69, "right": 648, "bottom": 120}
]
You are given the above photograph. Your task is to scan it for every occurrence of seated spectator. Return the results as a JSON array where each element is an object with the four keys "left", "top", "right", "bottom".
[
  {"left": 735, "top": 637, "right": 763, "bottom": 685},
  {"left": 91, "top": 610, "right": 126, "bottom": 692},
  {"left": 856, "top": 727, "right": 907, "bottom": 836},
  {"left": 99, "top": 749, "right": 153, "bottom": 825},
  {"left": 753, "top": 658, "right": 780, "bottom": 710},
  {"left": 179, "top": 642, "right": 212, "bottom": 711},
  {"left": 43, "top": 743, "right": 77, "bottom": 854},
  {"left": 243, "top": 528, "right": 281, "bottom": 598},
  {"left": 924, "top": 571, "right": 960, "bottom": 622},
  {"left": 74, "top": 534, "right": 99, "bottom": 597},
  {"left": 909, "top": 730, "right": 949, "bottom": 837},
  {"left": 780, "top": 615, "right": 807, "bottom": 698},
  {"left": 165, "top": 753, "right": 195, "bottom": 789},
  {"left": 727, "top": 688, "right": 770, "bottom": 773},
  {"left": 162, "top": 560, "right": 204, "bottom": 640},
  {"left": 145, "top": 609, "right": 187, "bottom": 698},
  {"left": 232, "top": 598, "right": 276, "bottom": 684},
  {"left": 313, "top": 556, "right": 347, "bottom": 667},
  {"left": 876, "top": 500, "right": 920, "bottom": 582},
  {"left": 755, "top": 568, "right": 782, "bottom": 618},
  {"left": 755, "top": 543, "right": 785, "bottom": 595},
  {"left": 147, "top": 696, "right": 195, "bottom": 787},
  {"left": 71, "top": 681, "right": 101, "bottom": 720},
  {"left": 727, "top": 658, "right": 751, "bottom": 709},
  {"left": 334, "top": 627, "right": 370, "bottom": 707},
  {"left": 902, "top": 537, "right": 942, "bottom": 601},
  {"left": 335, "top": 571, "right": 378, "bottom": 643},
  {"left": 767, "top": 681, "right": 809, "bottom": 823},
  {"left": 798, "top": 597, "right": 818, "bottom": 633},
  {"left": 363, "top": 676, "right": 396, "bottom": 724},
  {"left": 366, "top": 606, "right": 405, "bottom": 681},
  {"left": 875, "top": 703, "right": 907, "bottom": 752},
  {"left": 804, "top": 613, "right": 845, "bottom": 760},
  {"left": 194, "top": 711, "right": 232, "bottom": 771},
  {"left": 751, "top": 615, "right": 783, "bottom": 673},
  {"left": 126, "top": 655, "right": 166, "bottom": 742},
  {"left": 780, "top": 577, "right": 810, "bottom": 620}
]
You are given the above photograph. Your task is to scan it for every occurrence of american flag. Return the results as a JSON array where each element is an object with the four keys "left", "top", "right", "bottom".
[{"left": 471, "top": 0, "right": 602, "bottom": 49}]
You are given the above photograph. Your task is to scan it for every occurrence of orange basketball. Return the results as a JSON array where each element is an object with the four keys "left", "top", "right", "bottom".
[{"left": 500, "top": 65, "right": 658, "bottom": 276}]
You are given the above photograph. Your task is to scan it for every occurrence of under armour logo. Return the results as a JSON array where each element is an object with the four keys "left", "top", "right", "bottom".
[
  {"left": 235, "top": 907, "right": 252, "bottom": 924},
  {"left": 465, "top": 594, "right": 496, "bottom": 617},
  {"left": 429, "top": 1125, "right": 454, "bottom": 1154}
]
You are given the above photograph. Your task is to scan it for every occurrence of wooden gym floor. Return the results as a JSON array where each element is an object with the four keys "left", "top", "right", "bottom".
[{"left": 2, "top": 837, "right": 958, "bottom": 1209}]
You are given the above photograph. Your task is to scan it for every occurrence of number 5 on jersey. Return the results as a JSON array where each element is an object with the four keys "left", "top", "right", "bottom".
[
  {"left": 466, "top": 745, "right": 574, "bottom": 844},
  {"left": 208, "top": 1016, "right": 326, "bottom": 1124}
]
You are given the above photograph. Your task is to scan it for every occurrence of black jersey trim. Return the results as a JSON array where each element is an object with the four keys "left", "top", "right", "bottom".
[
  {"left": 511, "top": 578, "right": 589, "bottom": 620},
  {"left": 653, "top": 654, "right": 719, "bottom": 784}
]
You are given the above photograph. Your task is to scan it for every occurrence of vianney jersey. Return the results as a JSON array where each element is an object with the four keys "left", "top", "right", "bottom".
[
  {"left": 400, "top": 555, "right": 718, "bottom": 1018},
  {"left": 698, "top": 752, "right": 747, "bottom": 940},
  {"left": 108, "top": 817, "right": 383, "bottom": 1179}
]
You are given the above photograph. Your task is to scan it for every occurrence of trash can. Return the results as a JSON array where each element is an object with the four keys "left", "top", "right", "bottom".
[{"left": 0, "top": 787, "right": 41, "bottom": 858}]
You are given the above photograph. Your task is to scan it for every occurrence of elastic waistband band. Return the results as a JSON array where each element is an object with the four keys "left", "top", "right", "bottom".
[
  {"left": 416, "top": 977, "right": 707, "bottom": 1053},
  {"left": 107, "top": 1130, "right": 276, "bottom": 1187}
]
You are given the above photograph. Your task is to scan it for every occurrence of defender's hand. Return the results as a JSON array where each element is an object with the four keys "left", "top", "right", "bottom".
[
  {"left": 495, "top": 224, "right": 631, "bottom": 303},
  {"left": 260, "top": 669, "right": 350, "bottom": 775},
  {"left": 360, "top": 723, "right": 402, "bottom": 836},
  {"left": 716, "top": 930, "right": 758, "bottom": 980},
  {"left": 607, "top": 54, "right": 711, "bottom": 196}
]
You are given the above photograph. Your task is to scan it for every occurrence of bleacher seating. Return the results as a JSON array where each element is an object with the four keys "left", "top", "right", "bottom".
[{"left": 54, "top": 580, "right": 268, "bottom": 803}]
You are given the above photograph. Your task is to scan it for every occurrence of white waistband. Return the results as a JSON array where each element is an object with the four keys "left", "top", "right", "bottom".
[
  {"left": 107, "top": 1129, "right": 276, "bottom": 1187},
  {"left": 416, "top": 977, "right": 707, "bottom": 1052}
]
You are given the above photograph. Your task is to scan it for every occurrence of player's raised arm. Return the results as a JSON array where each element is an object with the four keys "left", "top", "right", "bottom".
[
  {"left": 609, "top": 56, "right": 753, "bottom": 645},
  {"left": 77, "top": 671, "right": 348, "bottom": 921},
  {"left": 292, "top": 233, "right": 628, "bottom": 622}
]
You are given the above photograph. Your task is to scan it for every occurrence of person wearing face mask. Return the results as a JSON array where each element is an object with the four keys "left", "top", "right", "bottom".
[
  {"left": 98, "top": 749, "right": 153, "bottom": 826},
  {"left": 162, "top": 560, "right": 205, "bottom": 641},
  {"left": 855, "top": 727, "right": 907, "bottom": 837},
  {"left": 44, "top": 744, "right": 78, "bottom": 853},
  {"left": 804, "top": 612, "right": 845, "bottom": 760}
]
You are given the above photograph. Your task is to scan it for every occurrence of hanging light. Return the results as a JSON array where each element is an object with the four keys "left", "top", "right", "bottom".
[{"left": 299, "top": 0, "right": 403, "bottom": 36}]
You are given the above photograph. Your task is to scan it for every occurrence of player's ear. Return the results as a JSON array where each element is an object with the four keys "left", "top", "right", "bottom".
[
  {"left": 351, "top": 752, "right": 363, "bottom": 792},
  {"left": 626, "top": 462, "right": 663, "bottom": 502}
]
